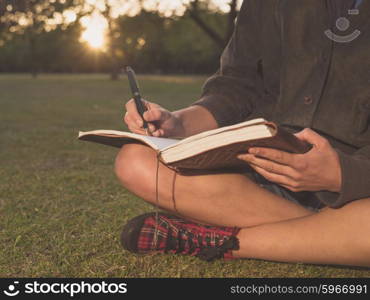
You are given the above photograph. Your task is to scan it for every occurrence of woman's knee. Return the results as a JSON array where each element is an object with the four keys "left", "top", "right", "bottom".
[{"left": 114, "top": 144, "right": 154, "bottom": 189}]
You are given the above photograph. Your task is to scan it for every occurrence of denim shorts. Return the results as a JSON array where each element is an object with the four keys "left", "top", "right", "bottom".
[{"left": 249, "top": 171, "right": 325, "bottom": 212}]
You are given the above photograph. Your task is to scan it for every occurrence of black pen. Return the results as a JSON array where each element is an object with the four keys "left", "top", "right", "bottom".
[{"left": 125, "top": 66, "right": 150, "bottom": 136}]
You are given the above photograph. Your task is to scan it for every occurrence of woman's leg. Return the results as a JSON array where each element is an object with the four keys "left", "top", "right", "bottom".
[
  {"left": 234, "top": 198, "right": 370, "bottom": 267},
  {"left": 115, "top": 144, "right": 370, "bottom": 267},
  {"left": 114, "top": 144, "right": 314, "bottom": 228}
]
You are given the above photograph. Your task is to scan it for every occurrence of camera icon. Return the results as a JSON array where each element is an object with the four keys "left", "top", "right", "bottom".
[
  {"left": 325, "top": 9, "right": 361, "bottom": 43},
  {"left": 3, "top": 281, "right": 20, "bottom": 297}
]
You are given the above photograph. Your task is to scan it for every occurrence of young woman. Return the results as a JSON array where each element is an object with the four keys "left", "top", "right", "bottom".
[{"left": 115, "top": 0, "right": 370, "bottom": 267}]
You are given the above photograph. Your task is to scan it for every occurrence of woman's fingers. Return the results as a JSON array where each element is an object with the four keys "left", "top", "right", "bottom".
[
  {"left": 125, "top": 99, "right": 144, "bottom": 126},
  {"left": 125, "top": 112, "right": 146, "bottom": 134}
]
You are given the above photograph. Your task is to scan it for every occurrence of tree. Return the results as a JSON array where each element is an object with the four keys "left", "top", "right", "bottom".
[
  {"left": 81, "top": 0, "right": 138, "bottom": 80},
  {"left": 86, "top": 0, "right": 240, "bottom": 79},
  {"left": 187, "top": 0, "right": 238, "bottom": 49},
  {"left": 0, "top": 0, "right": 241, "bottom": 75},
  {"left": 140, "top": 0, "right": 240, "bottom": 49},
  {"left": 1, "top": 0, "right": 84, "bottom": 77},
  {"left": 101, "top": 0, "right": 123, "bottom": 80}
]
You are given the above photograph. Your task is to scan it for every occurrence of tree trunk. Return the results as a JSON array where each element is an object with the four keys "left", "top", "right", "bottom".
[
  {"left": 110, "top": 67, "right": 119, "bottom": 80},
  {"left": 28, "top": 32, "right": 38, "bottom": 78},
  {"left": 26, "top": 1, "right": 39, "bottom": 78},
  {"left": 188, "top": 0, "right": 225, "bottom": 49},
  {"left": 188, "top": 0, "right": 239, "bottom": 50},
  {"left": 104, "top": 0, "right": 120, "bottom": 81},
  {"left": 225, "top": 0, "right": 238, "bottom": 43}
]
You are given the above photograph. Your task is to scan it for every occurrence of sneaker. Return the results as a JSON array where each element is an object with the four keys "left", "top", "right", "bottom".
[{"left": 120, "top": 212, "right": 240, "bottom": 262}]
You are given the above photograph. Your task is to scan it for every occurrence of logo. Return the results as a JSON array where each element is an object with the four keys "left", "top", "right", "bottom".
[
  {"left": 3, "top": 281, "right": 20, "bottom": 297},
  {"left": 325, "top": 9, "right": 361, "bottom": 43},
  {"left": 3, "top": 280, "right": 128, "bottom": 297}
]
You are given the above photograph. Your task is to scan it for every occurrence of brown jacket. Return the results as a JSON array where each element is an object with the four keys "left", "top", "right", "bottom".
[{"left": 194, "top": 0, "right": 370, "bottom": 208}]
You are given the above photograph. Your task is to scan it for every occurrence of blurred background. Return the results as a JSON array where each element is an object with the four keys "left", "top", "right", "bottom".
[{"left": 0, "top": 0, "right": 241, "bottom": 78}]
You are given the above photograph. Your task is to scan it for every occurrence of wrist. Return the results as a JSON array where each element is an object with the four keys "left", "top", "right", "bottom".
[
  {"left": 328, "top": 173, "right": 342, "bottom": 193},
  {"left": 174, "top": 105, "right": 218, "bottom": 137},
  {"left": 327, "top": 181, "right": 341, "bottom": 193},
  {"left": 171, "top": 110, "right": 187, "bottom": 137},
  {"left": 327, "top": 152, "right": 342, "bottom": 193}
]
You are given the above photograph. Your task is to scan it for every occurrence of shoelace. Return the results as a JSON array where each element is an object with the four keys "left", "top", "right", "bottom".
[{"left": 164, "top": 226, "right": 239, "bottom": 262}]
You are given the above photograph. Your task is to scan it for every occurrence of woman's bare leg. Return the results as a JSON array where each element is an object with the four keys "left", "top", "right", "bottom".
[
  {"left": 114, "top": 144, "right": 314, "bottom": 228},
  {"left": 115, "top": 144, "right": 370, "bottom": 267},
  {"left": 234, "top": 198, "right": 370, "bottom": 267}
]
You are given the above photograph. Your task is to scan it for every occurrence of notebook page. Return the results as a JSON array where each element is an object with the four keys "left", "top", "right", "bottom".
[
  {"left": 163, "top": 118, "right": 267, "bottom": 150},
  {"left": 78, "top": 130, "right": 180, "bottom": 150},
  {"left": 143, "top": 136, "right": 180, "bottom": 150}
]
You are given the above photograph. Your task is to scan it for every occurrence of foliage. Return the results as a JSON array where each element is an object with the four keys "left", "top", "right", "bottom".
[
  {"left": 0, "top": 9, "right": 227, "bottom": 74},
  {"left": 0, "top": 0, "right": 86, "bottom": 76}
]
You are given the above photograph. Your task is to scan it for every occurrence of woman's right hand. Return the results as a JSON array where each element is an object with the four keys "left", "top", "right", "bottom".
[{"left": 124, "top": 99, "right": 184, "bottom": 137}]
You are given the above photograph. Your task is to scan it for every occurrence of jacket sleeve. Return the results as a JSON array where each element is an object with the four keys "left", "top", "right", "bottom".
[
  {"left": 192, "top": 0, "right": 262, "bottom": 127},
  {"left": 315, "top": 146, "right": 370, "bottom": 208}
]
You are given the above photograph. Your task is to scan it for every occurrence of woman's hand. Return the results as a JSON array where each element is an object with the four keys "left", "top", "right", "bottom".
[
  {"left": 237, "top": 128, "right": 342, "bottom": 192},
  {"left": 124, "top": 99, "right": 185, "bottom": 137}
]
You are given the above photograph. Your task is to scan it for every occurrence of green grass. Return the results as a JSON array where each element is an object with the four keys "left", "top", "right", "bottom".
[{"left": 0, "top": 73, "right": 369, "bottom": 278}]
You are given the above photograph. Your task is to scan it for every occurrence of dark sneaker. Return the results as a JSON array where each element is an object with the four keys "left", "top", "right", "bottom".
[{"left": 120, "top": 212, "right": 240, "bottom": 262}]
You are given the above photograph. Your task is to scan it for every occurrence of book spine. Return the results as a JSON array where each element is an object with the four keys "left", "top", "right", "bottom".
[{"left": 273, "top": 127, "right": 313, "bottom": 153}]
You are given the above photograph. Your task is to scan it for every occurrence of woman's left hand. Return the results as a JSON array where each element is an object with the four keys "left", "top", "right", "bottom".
[{"left": 237, "top": 128, "right": 342, "bottom": 192}]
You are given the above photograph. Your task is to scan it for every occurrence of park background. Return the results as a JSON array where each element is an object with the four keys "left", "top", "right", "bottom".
[{"left": 1, "top": 0, "right": 370, "bottom": 277}]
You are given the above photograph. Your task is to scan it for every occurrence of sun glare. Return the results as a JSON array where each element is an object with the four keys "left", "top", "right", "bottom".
[
  {"left": 79, "top": 0, "right": 239, "bottom": 49},
  {"left": 81, "top": 13, "right": 108, "bottom": 49}
]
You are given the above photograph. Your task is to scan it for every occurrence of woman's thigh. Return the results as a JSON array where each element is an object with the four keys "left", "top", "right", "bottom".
[{"left": 115, "top": 144, "right": 314, "bottom": 227}]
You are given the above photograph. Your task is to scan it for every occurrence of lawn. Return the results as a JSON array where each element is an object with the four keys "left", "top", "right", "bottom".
[{"left": 0, "top": 74, "right": 369, "bottom": 278}]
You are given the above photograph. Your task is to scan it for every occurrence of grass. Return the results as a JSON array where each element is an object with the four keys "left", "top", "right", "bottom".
[{"left": 0, "top": 73, "right": 369, "bottom": 278}]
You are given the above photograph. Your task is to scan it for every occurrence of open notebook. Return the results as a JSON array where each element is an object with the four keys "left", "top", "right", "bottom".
[{"left": 78, "top": 118, "right": 311, "bottom": 171}]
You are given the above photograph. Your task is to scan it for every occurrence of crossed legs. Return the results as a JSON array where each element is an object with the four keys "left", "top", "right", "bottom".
[{"left": 115, "top": 144, "right": 370, "bottom": 267}]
